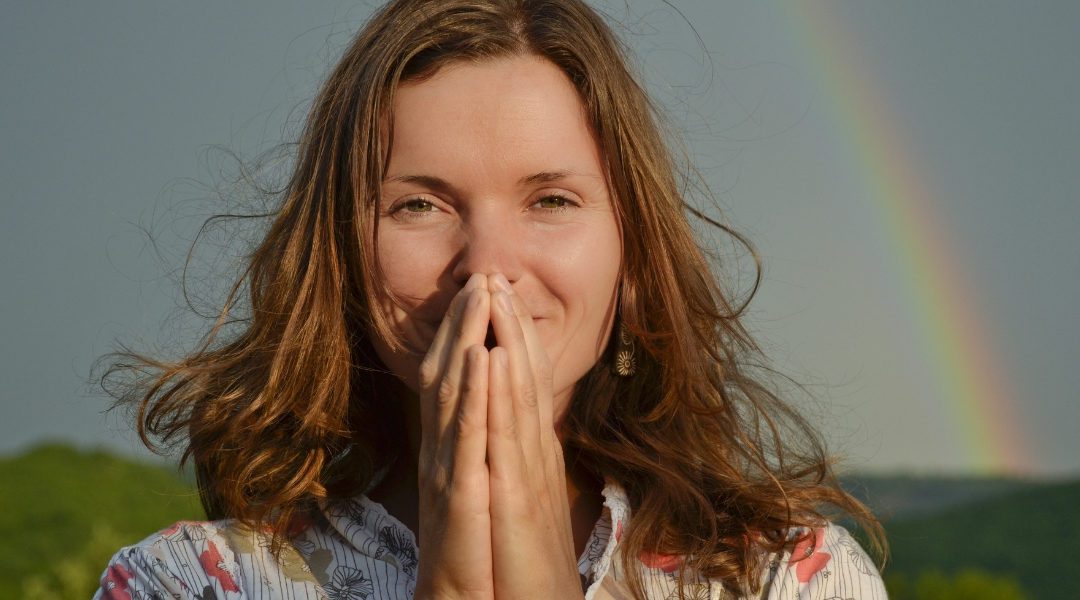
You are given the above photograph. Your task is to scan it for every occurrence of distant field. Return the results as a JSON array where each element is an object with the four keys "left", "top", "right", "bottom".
[
  {"left": 840, "top": 472, "right": 1040, "bottom": 520},
  {"left": 876, "top": 478, "right": 1079, "bottom": 600},
  {"left": 2, "top": 443, "right": 1072, "bottom": 598},
  {"left": 0, "top": 443, "right": 204, "bottom": 599}
]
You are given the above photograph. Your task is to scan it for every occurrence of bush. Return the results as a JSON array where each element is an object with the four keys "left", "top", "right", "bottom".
[
  {"left": 886, "top": 568, "right": 1030, "bottom": 600},
  {"left": 0, "top": 444, "right": 203, "bottom": 598}
]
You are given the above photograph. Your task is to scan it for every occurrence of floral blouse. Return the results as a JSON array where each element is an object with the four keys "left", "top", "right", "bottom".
[{"left": 94, "top": 479, "right": 887, "bottom": 600}]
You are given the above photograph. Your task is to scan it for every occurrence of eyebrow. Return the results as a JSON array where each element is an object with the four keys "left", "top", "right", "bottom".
[
  {"left": 520, "top": 170, "right": 576, "bottom": 185},
  {"left": 382, "top": 174, "right": 457, "bottom": 196},
  {"left": 383, "top": 170, "right": 583, "bottom": 194}
]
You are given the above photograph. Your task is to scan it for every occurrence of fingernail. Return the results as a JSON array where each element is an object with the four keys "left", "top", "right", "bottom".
[
  {"left": 466, "top": 272, "right": 485, "bottom": 290},
  {"left": 496, "top": 291, "right": 513, "bottom": 313},
  {"left": 491, "top": 273, "right": 512, "bottom": 293}
]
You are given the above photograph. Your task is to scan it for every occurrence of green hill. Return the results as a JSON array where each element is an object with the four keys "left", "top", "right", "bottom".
[
  {"left": 883, "top": 479, "right": 1080, "bottom": 600},
  {"left": 0, "top": 442, "right": 204, "bottom": 598},
  {"left": 841, "top": 473, "right": 1038, "bottom": 520}
]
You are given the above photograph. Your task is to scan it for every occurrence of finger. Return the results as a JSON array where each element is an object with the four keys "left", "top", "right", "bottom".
[
  {"left": 422, "top": 273, "right": 487, "bottom": 386},
  {"left": 490, "top": 274, "right": 553, "bottom": 428},
  {"left": 493, "top": 278, "right": 561, "bottom": 483},
  {"left": 418, "top": 274, "right": 485, "bottom": 411},
  {"left": 433, "top": 288, "right": 490, "bottom": 443},
  {"left": 486, "top": 346, "right": 527, "bottom": 486},
  {"left": 490, "top": 288, "right": 543, "bottom": 469},
  {"left": 416, "top": 271, "right": 486, "bottom": 431},
  {"left": 418, "top": 274, "right": 489, "bottom": 444},
  {"left": 451, "top": 345, "right": 490, "bottom": 480},
  {"left": 491, "top": 276, "right": 567, "bottom": 526}
]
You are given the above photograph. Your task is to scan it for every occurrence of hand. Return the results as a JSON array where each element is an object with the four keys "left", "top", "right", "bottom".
[
  {"left": 413, "top": 273, "right": 584, "bottom": 600},
  {"left": 486, "top": 273, "right": 583, "bottom": 600},
  {"left": 414, "top": 273, "right": 495, "bottom": 600}
]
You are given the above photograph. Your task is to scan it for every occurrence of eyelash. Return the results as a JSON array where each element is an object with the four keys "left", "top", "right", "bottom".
[
  {"left": 394, "top": 198, "right": 438, "bottom": 217},
  {"left": 533, "top": 194, "right": 574, "bottom": 213},
  {"left": 390, "top": 194, "right": 577, "bottom": 220}
]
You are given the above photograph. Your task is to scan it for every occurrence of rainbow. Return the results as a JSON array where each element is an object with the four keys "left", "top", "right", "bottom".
[{"left": 786, "top": 6, "right": 1031, "bottom": 474}]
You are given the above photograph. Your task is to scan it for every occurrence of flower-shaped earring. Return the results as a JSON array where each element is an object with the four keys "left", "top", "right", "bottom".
[{"left": 614, "top": 322, "right": 636, "bottom": 377}]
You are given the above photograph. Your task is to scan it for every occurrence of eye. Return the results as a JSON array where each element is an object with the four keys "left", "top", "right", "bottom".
[
  {"left": 533, "top": 194, "right": 574, "bottom": 212},
  {"left": 389, "top": 197, "right": 442, "bottom": 220},
  {"left": 401, "top": 198, "right": 437, "bottom": 213}
]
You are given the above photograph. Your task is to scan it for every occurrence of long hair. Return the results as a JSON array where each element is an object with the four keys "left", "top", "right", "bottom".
[{"left": 101, "top": 0, "right": 883, "bottom": 597}]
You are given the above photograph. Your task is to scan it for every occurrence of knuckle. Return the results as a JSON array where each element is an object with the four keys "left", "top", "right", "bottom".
[
  {"left": 535, "top": 358, "right": 554, "bottom": 388},
  {"left": 460, "top": 371, "right": 479, "bottom": 396},
  {"left": 520, "top": 386, "right": 539, "bottom": 408},
  {"left": 551, "top": 444, "right": 566, "bottom": 468},
  {"left": 455, "top": 405, "right": 483, "bottom": 436},
  {"left": 552, "top": 439, "right": 564, "bottom": 458},
  {"left": 436, "top": 377, "right": 458, "bottom": 405},
  {"left": 493, "top": 416, "right": 517, "bottom": 438},
  {"left": 418, "top": 460, "right": 446, "bottom": 491},
  {"left": 432, "top": 466, "right": 450, "bottom": 490},
  {"left": 419, "top": 356, "right": 439, "bottom": 388},
  {"left": 418, "top": 456, "right": 432, "bottom": 479},
  {"left": 448, "top": 470, "right": 487, "bottom": 500}
]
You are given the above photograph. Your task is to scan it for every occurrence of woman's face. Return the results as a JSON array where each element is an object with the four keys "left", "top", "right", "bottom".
[{"left": 371, "top": 54, "right": 622, "bottom": 422}]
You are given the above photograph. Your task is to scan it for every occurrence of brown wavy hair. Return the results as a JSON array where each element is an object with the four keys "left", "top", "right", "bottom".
[{"left": 101, "top": 0, "right": 883, "bottom": 597}]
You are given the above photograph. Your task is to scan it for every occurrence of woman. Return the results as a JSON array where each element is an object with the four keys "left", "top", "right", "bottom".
[{"left": 97, "top": 0, "right": 887, "bottom": 599}]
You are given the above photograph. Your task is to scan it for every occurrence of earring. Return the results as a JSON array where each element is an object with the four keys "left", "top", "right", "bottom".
[{"left": 614, "top": 322, "right": 636, "bottom": 377}]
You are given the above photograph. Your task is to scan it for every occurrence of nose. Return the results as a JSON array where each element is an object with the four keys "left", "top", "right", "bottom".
[{"left": 450, "top": 213, "right": 524, "bottom": 286}]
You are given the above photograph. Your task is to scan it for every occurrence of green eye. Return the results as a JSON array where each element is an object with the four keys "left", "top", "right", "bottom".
[
  {"left": 403, "top": 199, "right": 435, "bottom": 212},
  {"left": 537, "top": 195, "right": 569, "bottom": 210}
]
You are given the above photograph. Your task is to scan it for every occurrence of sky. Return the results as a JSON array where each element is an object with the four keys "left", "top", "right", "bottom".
[{"left": 2, "top": 1, "right": 1078, "bottom": 477}]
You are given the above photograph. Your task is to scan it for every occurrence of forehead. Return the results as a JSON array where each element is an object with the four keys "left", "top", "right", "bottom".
[{"left": 385, "top": 55, "right": 605, "bottom": 187}]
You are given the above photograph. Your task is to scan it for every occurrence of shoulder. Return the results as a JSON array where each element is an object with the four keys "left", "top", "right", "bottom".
[
  {"left": 93, "top": 519, "right": 322, "bottom": 599},
  {"left": 593, "top": 483, "right": 886, "bottom": 600},
  {"left": 94, "top": 520, "right": 244, "bottom": 599},
  {"left": 758, "top": 523, "right": 887, "bottom": 600}
]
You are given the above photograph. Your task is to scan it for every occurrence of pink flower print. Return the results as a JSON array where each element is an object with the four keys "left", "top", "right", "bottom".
[
  {"left": 788, "top": 527, "right": 831, "bottom": 584},
  {"left": 160, "top": 520, "right": 209, "bottom": 543},
  {"left": 614, "top": 520, "right": 623, "bottom": 543},
  {"left": 199, "top": 540, "right": 241, "bottom": 593},
  {"left": 638, "top": 551, "right": 682, "bottom": 574},
  {"left": 161, "top": 520, "right": 197, "bottom": 538},
  {"left": 161, "top": 523, "right": 182, "bottom": 537},
  {"left": 100, "top": 562, "right": 134, "bottom": 600}
]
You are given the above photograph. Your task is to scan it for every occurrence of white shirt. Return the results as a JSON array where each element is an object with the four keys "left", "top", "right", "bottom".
[{"left": 94, "top": 479, "right": 887, "bottom": 599}]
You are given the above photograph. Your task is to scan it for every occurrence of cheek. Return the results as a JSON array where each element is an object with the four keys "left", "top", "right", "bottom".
[
  {"left": 561, "top": 222, "right": 621, "bottom": 312},
  {"left": 377, "top": 231, "right": 452, "bottom": 321},
  {"left": 542, "top": 222, "right": 622, "bottom": 380},
  {"left": 370, "top": 230, "right": 456, "bottom": 388}
]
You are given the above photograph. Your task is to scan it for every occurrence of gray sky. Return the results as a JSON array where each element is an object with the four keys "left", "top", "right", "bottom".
[{"left": 3, "top": 1, "right": 1077, "bottom": 476}]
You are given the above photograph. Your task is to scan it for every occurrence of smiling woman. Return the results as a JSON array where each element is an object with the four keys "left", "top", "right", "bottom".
[
  {"left": 95, "top": 1, "right": 886, "bottom": 599},
  {"left": 374, "top": 56, "right": 622, "bottom": 427}
]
